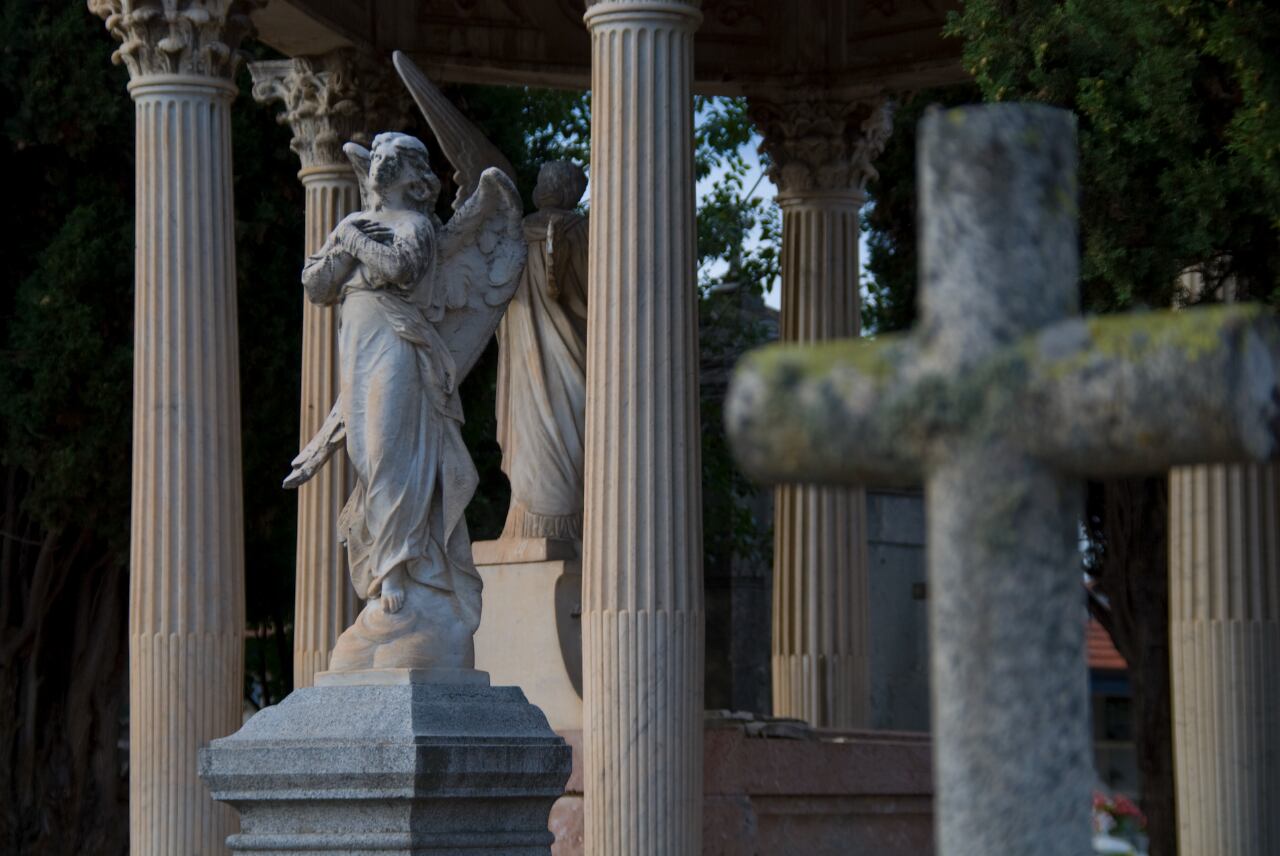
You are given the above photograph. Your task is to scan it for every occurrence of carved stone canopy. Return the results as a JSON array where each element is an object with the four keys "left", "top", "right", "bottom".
[
  {"left": 249, "top": 50, "right": 413, "bottom": 171},
  {"left": 250, "top": 0, "right": 965, "bottom": 97},
  {"left": 749, "top": 96, "right": 894, "bottom": 198},
  {"left": 89, "top": 0, "right": 263, "bottom": 81}
]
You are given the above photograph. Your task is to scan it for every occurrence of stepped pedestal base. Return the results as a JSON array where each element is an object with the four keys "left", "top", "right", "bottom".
[{"left": 199, "top": 678, "right": 571, "bottom": 855}]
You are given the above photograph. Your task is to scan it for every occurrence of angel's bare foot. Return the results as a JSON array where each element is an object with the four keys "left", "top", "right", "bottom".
[{"left": 380, "top": 567, "right": 406, "bottom": 614}]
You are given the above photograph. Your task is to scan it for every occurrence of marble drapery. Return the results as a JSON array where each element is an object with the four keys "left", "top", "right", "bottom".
[
  {"left": 300, "top": 157, "right": 483, "bottom": 666},
  {"left": 303, "top": 219, "right": 480, "bottom": 599},
  {"left": 496, "top": 163, "right": 589, "bottom": 541}
]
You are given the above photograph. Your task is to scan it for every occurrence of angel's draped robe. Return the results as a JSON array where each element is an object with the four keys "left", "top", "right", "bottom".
[
  {"left": 495, "top": 209, "right": 588, "bottom": 540},
  {"left": 302, "top": 211, "right": 482, "bottom": 633}
]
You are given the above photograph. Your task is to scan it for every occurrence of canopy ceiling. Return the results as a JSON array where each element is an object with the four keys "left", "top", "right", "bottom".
[{"left": 253, "top": 0, "right": 967, "bottom": 97}]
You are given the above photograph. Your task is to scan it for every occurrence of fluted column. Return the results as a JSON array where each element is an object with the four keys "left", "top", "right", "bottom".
[
  {"left": 1170, "top": 462, "right": 1280, "bottom": 855},
  {"left": 750, "top": 96, "right": 892, "bottom": 727},
  {"left": 582, "top": 1, "right": 704, "bottom": 852},
  {"left": 292, "top": 168, "right": 358, "bottom": 686},
  {"left": 89, "top": 1, "right": 258, "bottom": 852},
  {"left": 249, "top": 53, "right": 406, "bottom": 688}
]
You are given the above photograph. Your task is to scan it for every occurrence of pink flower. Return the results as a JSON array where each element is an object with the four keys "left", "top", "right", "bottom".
[{"left": 1112, "top": 795, "right": 1147, "bottom": 828}]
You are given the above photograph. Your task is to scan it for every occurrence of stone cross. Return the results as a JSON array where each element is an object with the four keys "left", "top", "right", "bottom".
[{"left": 726, "top": 103, "right": 1280, "bottom": 856}]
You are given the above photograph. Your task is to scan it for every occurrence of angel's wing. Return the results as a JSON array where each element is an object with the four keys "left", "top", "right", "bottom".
[
  {"left": 422, "top": 167, "right": 526, "bottom": 380},
  {"left": 343, "top": 142, "right": 372, "bottom": 209},
  {"left": 283, "top": 398, "right": 346, "bottom": 489},
  {"left": 392, "top": 51, "right": 517, "bottom": 210}
]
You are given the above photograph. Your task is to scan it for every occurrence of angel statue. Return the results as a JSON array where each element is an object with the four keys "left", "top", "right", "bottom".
[
  {"left": 394, "top": 53, "right": 589, "bottom": 543},
  {"left": 283, "top": 117, "right": 525, "bottom": 673}
]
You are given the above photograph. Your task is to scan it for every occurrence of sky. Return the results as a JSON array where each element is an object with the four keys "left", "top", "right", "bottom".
[
  {"left": 693, "top": 124, "right": 874, "bottom": 313},
  {"left": 692, "top": 127, "right": 780, "bottom": 308}
]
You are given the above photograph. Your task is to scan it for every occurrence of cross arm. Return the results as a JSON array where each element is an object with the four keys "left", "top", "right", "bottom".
[
  {"left": 726, "top": 304, "right": 1280, "bottom": 486},
  {"left": 1019, "top": 304, "right": 1280, "bottom": 477},
  {"left": 724, "top": 332, "right": 930, "bottom": 487}
]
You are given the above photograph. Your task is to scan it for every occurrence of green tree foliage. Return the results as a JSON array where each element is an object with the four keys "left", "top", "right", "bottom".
[
  {"left": 452, "top": 85, "right": 590, "bottom": 205},
  {"left": 693, "top": 96, "right": 779, "bottom": 575},
  {"left": 867, "top": 3, "right": 1280, "bottom": 327},
  {"left": 947, "top": 0, "right": 1280, "bottom": 310},
  {"left": 0, "top": 3, "right": 137, "bottom": 851},
  {"left": 862, "top": 86, "right": 979, "bottom": 334},
  {"left": 695, "top": 96, "right": 781, "bottom": 300}
]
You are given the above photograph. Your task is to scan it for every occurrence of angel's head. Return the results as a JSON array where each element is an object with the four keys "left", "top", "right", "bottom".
[
  {"left": 533, "top": 161, "right": 587, "bottom": 212},
  {"left": 368, "top": 132, "right": 441, "bottom": 215}
]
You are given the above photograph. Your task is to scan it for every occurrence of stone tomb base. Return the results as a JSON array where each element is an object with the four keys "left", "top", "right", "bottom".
[
  {"left": 472, "top": 538, "right": 583, "bottom": 732},
  {"left": 199, "top": 670, "right": 572, "bottom": 855},
  {"left": 549, "top": 720, "right": 934, "bottom": 855}
]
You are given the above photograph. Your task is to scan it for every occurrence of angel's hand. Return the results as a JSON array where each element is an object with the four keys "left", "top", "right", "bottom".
[{"left": 351, "top": 218, "right": 396, "bottom": 245}]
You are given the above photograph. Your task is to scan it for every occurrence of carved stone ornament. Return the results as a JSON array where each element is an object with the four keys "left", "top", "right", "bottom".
[
  {"left": 88, "top": 0, "right": 263, "bottom": 81},
  {"left": 751, "top": 95, "right": 894, "bottom": 197},
  {"left": 249, "top": 51, "right": 413, "bottom": 171}
]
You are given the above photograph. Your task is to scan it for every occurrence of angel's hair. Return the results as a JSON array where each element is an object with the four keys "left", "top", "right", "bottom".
[
  {"left": 371, "top": 132, "right": 441, "bottom": 215},
  {"left": 533, "top": 161, "right": 587, "bottom": 211}
]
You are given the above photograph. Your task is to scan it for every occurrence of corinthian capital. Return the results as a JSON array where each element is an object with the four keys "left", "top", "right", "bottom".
[
  {"left": 249, "top": 51, "right": 413, "bottom": 171},
  {"left": 89, "top": 0, "right": 263, "bottom": 81},
  {"left": 750, "top": 95, "right": 894, "bottom": 199}
]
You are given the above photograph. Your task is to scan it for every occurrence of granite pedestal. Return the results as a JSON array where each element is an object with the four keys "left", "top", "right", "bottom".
[{"left": 199, "top": 671, "right": 572, "bottom": 854}]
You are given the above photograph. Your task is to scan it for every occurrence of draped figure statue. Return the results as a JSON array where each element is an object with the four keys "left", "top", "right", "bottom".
[
  {"left": 391, "top": 54, "right": 589, "bottom": 543},
  {"left": 284, "top": 125, "right": 525, "bottom": 674},
  {"left": 496, "top": 162, "right": 589, "bottom": 540}
]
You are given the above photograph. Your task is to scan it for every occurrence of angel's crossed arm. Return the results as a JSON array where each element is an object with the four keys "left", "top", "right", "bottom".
[{"left": 335, "top": 218, "right": 429, "bottom": 287}]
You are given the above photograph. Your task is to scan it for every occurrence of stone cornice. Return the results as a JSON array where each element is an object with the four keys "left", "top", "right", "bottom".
[
  {"left": 248, "top": 51, "right": 412, "bottom": 171},
  {"left": 750, "top": 95, "right": 894, "bottom": 197},
  {"left": 89, "top": 0, "right": 263, "bottom": 81}
]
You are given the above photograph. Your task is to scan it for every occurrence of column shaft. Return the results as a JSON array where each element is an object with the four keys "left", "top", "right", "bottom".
[
  {"left": 582, "top": 2, "right": 704, "bottom": 853},
  {"left": 772, "top": 195, "right": 870, "bottom": 727},
  {"left": 129, "top": 76, "right": 245, "bottom": 856},
  {"left": 750, "top": 95, "right": 890, "bottom": 729},
  {"left": 293, "top": 168, "right": 360, "bottom": 687},
  {"left": 1170, "top": 462, "right": 1280, "bottom": 855}
]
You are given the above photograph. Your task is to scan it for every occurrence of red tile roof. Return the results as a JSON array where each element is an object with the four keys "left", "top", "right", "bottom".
[{"left": 1088, "top": 619, "right": 1127, "bottom": 671}]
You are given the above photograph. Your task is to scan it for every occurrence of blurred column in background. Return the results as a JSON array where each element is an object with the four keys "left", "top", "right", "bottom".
[{"left": 748, "top": 95, "right": 892, "bottom": 728}]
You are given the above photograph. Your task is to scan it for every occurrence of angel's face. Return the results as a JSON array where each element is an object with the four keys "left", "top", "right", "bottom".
[
  {"left": 369, "top": 143, "right": 404, "bottom": 193},
  {"left": 366, "top": 133, "right": 435, "bottom": 213}
]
